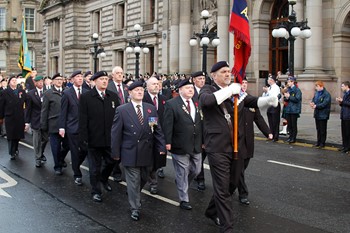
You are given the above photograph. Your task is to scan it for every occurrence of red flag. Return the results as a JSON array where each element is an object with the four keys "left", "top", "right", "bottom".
[{"left": 229, "top": 0, "right": 251, "bottom": 84}]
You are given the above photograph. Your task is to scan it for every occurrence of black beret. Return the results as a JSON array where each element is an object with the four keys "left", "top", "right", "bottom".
[
  {"left": 191, "top": 71, "right": 205, "bottom": 78},
  {"left": 8, "top": 75, "right": 16, "bottom": 83},
  {"left": 17, "top": 73, "right": 23, "bottom": 78},
  {"left": 91, "top": 71, "right": 108, "bottom": 81},
  {"left": 177, "top": 78, "right": 193, "bottom": 89},
  {"left": 287, "top": 76, "right": 296, "bottom": 82},
  {"left": 70, "top": 70, "right": 83, "bottom": 79},
  {"left": 211, "top": 61, "right": 230, "bottom": 73},
  {"left": 34, "top": 75, "right": 44, "bottom": 81},
  {"left": 52, "top": 73, "right": 62, "bottom": 80},
  {"left": 128, "top": 80, "right": 144, "bottom": 91},
  {"left": 84, "top": 71, "right": 92, "bottom": 78},
  {"left": 268, "top": 75, "right": 276, "bottom": 82}
]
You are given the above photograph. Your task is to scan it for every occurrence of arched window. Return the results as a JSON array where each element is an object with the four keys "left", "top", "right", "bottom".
[{"left": 270, "top": 1, "right": 289, "bottom": 75}]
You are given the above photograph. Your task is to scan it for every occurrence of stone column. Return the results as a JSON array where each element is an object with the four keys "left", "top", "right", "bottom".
[
  {"left": 217, "top": 0, "right": 230, "bottom": 62},
  {"left": 178, "top": 0, "right": 191, "bottom": 74},
  {"left": 59, "top": 16, "right": 64, "bottom": 74},
  {"left": 304, "top": 0, "right": 323, "bottom": 73},
  {"left": 293, "top": 1, "right": 304, "bottom": 74},
  {"left": 170, "top": 0, "right": 180, "bottom": 73}
]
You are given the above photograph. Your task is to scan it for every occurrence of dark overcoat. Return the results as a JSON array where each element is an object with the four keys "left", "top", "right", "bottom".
[
  {"left": 0, "top": 88, "right": 26, "bottom": 140},
  {"left": 25, "top": 88, "right": 43, "bottom": 130},
  {"left": 107, "top": 81, "right": 129, "bottom": 104},
  {"left": 79, "top": 87, "right": 119, "bottom": 148},
  {"left": 163, "top": 96, "right": 202, "bottom": 155},
  {"left": 111, "top": 102, "right": 166, "bottom": 167},
  {"left": 40, "top": 87, "right": 62, "bottom": 133}
]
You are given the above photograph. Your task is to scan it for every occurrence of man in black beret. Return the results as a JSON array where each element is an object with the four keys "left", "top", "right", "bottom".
[
  {"left": 79, "top": 70, "right": 119, "bottom": 202},
  {"left": 111, "top": 80, "right": 166, "bottom": 220},
  {"left": 200, "top": 61, "right": 278, "bottom": 231},
  {"left": 163, "top": 78, "right": 202, "bottom": 210}
]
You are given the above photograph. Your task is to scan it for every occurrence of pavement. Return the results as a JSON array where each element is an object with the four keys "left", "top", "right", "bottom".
[{"left": 257, "top": 112, "right": 342, "bottom": 148}]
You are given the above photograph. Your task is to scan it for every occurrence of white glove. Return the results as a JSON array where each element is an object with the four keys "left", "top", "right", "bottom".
[
  {"left": 213, "top": 83, "right": 241, "bottom": 105},
  {"left": 257, "top": 96, "right": 278, "bottom": 108}
]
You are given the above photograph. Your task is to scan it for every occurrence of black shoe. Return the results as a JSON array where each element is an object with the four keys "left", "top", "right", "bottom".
[
  {"left": 112, "top": 174, "right": 122, "bottom": 182},
  {"left": 74, "top": 177, "right": 83, "bottom": 186},
  {"left": 55, "top": 169, "right": 63, "bottom": 176},
  {"left": 341, "top": 148, "right": 350, "bottom": 153},
  {"left": 313, "top": 144, "right": 320, "bottom": 148},
  {"left": 131, "top": 210, "right": 140, "bottom": 221},
  {"left": 338, "top": 147, "right": 345, "bottom": 151},
  {"left": 35, "top": 160, "right": 42, "bottom": 168},
  {"left": 179, "top": 201, "right": 192, "bottom": 210},
  {"left": 10, "top": 154, "right": 16, "bottom": 160},
  {"left": 40, "top": 155, "right": 47, "bottom": 162},
  {"left": 205, "top": 213, "right": 221, "bottom": 226},
  {"left": 61, "top": 161, "right": 67, "bottom": 168},
  {"left": 157, "top": 169, "right": 165, "bottom": 178},
  {"left": 319, "top": 144, "right": 325, "bottom": 149},
  {"left": 150, "top": 187, "right": 158, "bottom": 195},
  {"left": 102, "top": 182, "right": 112, "bottom": 192},
  {"left": 15, "top": 150, "right": 19, "bottom": 157},
  {"left": 272, "top": 138, "right": 279, "bottom": 142},
  {"left": 289, "top": 139, "right": 296, "bottom": 144},
  {"left": 284, "top": 138, "right": 291, "bottom": 143},
  {"left": 239, "top": 198, "right": 250, "bottom": 205},
  {"left": 197, "top": 181, "right": 206, "bottom": 191},
  {"left": 92, "top": 194, "right": 102, "bottom": 202}
]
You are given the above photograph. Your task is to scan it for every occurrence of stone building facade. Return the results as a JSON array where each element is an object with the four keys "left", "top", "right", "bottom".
[
  {"left": 35, "top": 0, "right": 350, "bottom": 112},
  {"left": 0, "top": 0, "right": 44, "bottom": 76}
]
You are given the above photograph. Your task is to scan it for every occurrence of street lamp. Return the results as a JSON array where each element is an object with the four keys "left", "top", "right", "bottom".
[
  {"left": 125, "top": 24, "right": 149, "bottom": 79},
  {"left": 91, "top": 33, "right": 106, "bottom": 73},
  {"left": 189, "top": 10, "right": 220, "bottom": 76},
  {"left": 271, "top": 0, "right": 311, "bottom": 76}
]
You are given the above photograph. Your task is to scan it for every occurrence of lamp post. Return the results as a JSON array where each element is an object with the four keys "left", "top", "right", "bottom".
[
  {"left": 92, "top": 33, "right": 106, "bottom": 73},
  {"left": 189, "top": 10, "right": 220, "bottom": 76},
  {"left": 271, "top": 0, "right": 311, "bottom": 76},
  {"left": 126, "top": 24, "right": 149, "bottom": 79}
]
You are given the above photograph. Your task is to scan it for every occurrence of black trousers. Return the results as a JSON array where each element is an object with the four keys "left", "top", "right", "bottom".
[
  {"left": 267, "top": 104, "right": 281, "bottom": 140},
  {"left": 205, "top": 152, "right": 238, "bottom": 233},
  {"left": 67, "top": 133, "right": 87, "bottom": 178},
  {"left": 286, "top": 113, "right": 299, "bottom": 141},
  {"left": 341, "top": 120, "right": 350, "bottom": 149},
  {"left": 315, "top": 119, "right": 328, "bottom": 146},
  {"left": 7, "top": 139, "right": 19, "bottom": 156},
  {"left": 87, "top": 147, "right": 116, "bottom": 195}
]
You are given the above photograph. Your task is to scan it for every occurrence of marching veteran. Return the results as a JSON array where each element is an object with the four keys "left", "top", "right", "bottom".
[{"left": 111, "top": 81, "right": 166, "bottom": 221}]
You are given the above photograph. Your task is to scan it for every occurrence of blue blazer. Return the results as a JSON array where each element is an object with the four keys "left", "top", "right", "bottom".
[
  {"left": 111, "top": 102, "right": 166, "bottom": 167},
  {"left": 59, "top": 86, "right": 87, "bottom": 134}
]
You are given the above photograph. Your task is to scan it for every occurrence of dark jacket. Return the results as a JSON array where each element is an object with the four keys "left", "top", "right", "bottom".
[
  {"left": 312, "top": 88, "right": 331, "bottom": 120},
  {"left": 199, "top": 83, "right": 258, "bottom": 153},
  {"left": 25, "top": 88, "right": 43, "bottom": 130},
  {"left": 0, "top": 88, "right": 26, "bottom": 140},
  {"left": 340, "top": 90, "right": 350, "bottom": 120},
  {"left": 284, "top": 85, "right": 302, "bottom": 115},
  {"left": 111, "top": 102, "right": 166, "bottom": 167},
  {"left": 163, "top": 96, "right": 202, "bottom": 155},
  {"left": 79, "top": 87, "right": 119, "bottom": 148},
  {"left": 143, "top": 92, "right": 167, "bottom": 128},
  {"left": 40, "top": 87, "right": 63, "bottom": 133},
  {"left": 107, "top": 81, "right": 129, "bottom": 104}
]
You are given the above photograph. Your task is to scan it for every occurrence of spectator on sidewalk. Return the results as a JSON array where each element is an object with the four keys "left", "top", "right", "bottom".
[
  {"left": 266, "top": 75, "right": 281, "bottom": 142},
  {"left": 283, "top": 76, "right": 302, "bottom": 143},
  {"left": 310, "top": 81, "right": 331, "bottom": 148},
  {"left": 336, "top": 81, "right": 350, "bottom": 153}
]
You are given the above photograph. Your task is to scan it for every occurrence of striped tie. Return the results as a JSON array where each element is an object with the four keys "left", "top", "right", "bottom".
[{"left": 136, "top": 105, "right": 144, "bottom": 125}]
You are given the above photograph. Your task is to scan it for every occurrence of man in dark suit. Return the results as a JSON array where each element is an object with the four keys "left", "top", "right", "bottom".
[
  {"left": 230, "top": 78, "right": 272, "bottom": 205},
  {"left": 107, "top": 66, "right": 129, "bottom": 182},
  {"left": 163, "top": 78, "right": 202, "bottom": 210},
  {"left": 191, "top": 71, "right": 207, "bottom": 190},
  {"left": 79, "top": 71, "right": 119, "bottom": 202},
  {"left": 41, "top": 73, "right": 69, "bottom": 175},
  {"left": 0, "top": 76, "right": 26, "bottom": 160},
  {"left": 142, "top": 77, "right": 167, "bottom": 194},
  {"left": 59, "top": 70, "right": 88, "bottom": 186},
  {"left": 25, "top": 76, "right": 49, "bottom": 167},
  {"left": 199, "top": 61, "right": 278, "bottom": 232},
  {"left": 111, "top": 81, "right": 166, "bottom": 221},
  {"left": 43, "top": 76, "right": 52, "bottom": 91},
  {"left": 82, "top": 71, "right": 93, "bottom": 90}
]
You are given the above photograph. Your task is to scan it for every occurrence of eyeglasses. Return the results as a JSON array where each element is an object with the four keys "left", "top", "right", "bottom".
[{"left": 55, "top": 78, "right": 63, "bottom": 81}]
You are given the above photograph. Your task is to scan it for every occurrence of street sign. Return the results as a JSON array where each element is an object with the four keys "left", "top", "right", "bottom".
[{"left": 0, "top": 169, "right": 17, "bottom": 198}]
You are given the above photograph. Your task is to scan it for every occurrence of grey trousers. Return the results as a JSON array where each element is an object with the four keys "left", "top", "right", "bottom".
[
  {"left": 124, "top": 166, "right": 151, "bottom": 211},
  {"left": 32, "top": 128, "right": 49, "bottom": 160},
  {"left": 172, "top": 152, "right": 202, "bottom": 202}
]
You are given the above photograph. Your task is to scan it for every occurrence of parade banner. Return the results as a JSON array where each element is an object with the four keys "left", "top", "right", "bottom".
[{"left": 17, "top": 17, "right": 32, "bottom": 79}]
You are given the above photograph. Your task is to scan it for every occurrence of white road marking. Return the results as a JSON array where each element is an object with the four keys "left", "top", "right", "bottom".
[
  {"left": 0, "top": 169, "right": 18, "bottom": 198},
  {"left": 267, "top": 160, "right": 320, "bottom": 172}
]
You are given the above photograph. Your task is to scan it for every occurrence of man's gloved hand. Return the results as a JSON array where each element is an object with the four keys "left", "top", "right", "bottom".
[
  {"left": 214, "top": 83, "right": 241, "bottom": 105},
  {"left": 257, "top": 96, "right": 278, "bottom": 108}
]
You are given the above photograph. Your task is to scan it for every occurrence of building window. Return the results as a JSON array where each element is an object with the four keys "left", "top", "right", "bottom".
[
  {"left": 51, "top": 18, "right": 60, "bottom": 46},
  {"left": 115, "top": 3, "right": 125, "bottom": 30},
  {"left": 92, "top": 11, "right": 101, "bottom": 34},
  {"left": 144, "top": 0, "right": 156, "bottom": 24},
  {"left": 115, "top": 50, "right": 124, "bottom": 69},
  {"left": 25, "top": 8, "right": 35, "bottom": 31},
  {"left": 28, "top": 49, "right": 35, "bottom": 68},
  {"left": 0, "top": 8, "right": 5, "bottom": 31},
  {"left": 0, "top": 50, "right": 6, "bottom": 71}
]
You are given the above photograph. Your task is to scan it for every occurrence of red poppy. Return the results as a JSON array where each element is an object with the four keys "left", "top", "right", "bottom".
[
  {"left": 162, "top": 100, "right": 165, "bottom": 105},
  {"left": 195, "top": 102, "right": 198, "bottom": 107},
  {"left": 147, "top": 109, "right": 152, "bottom": 113}
]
